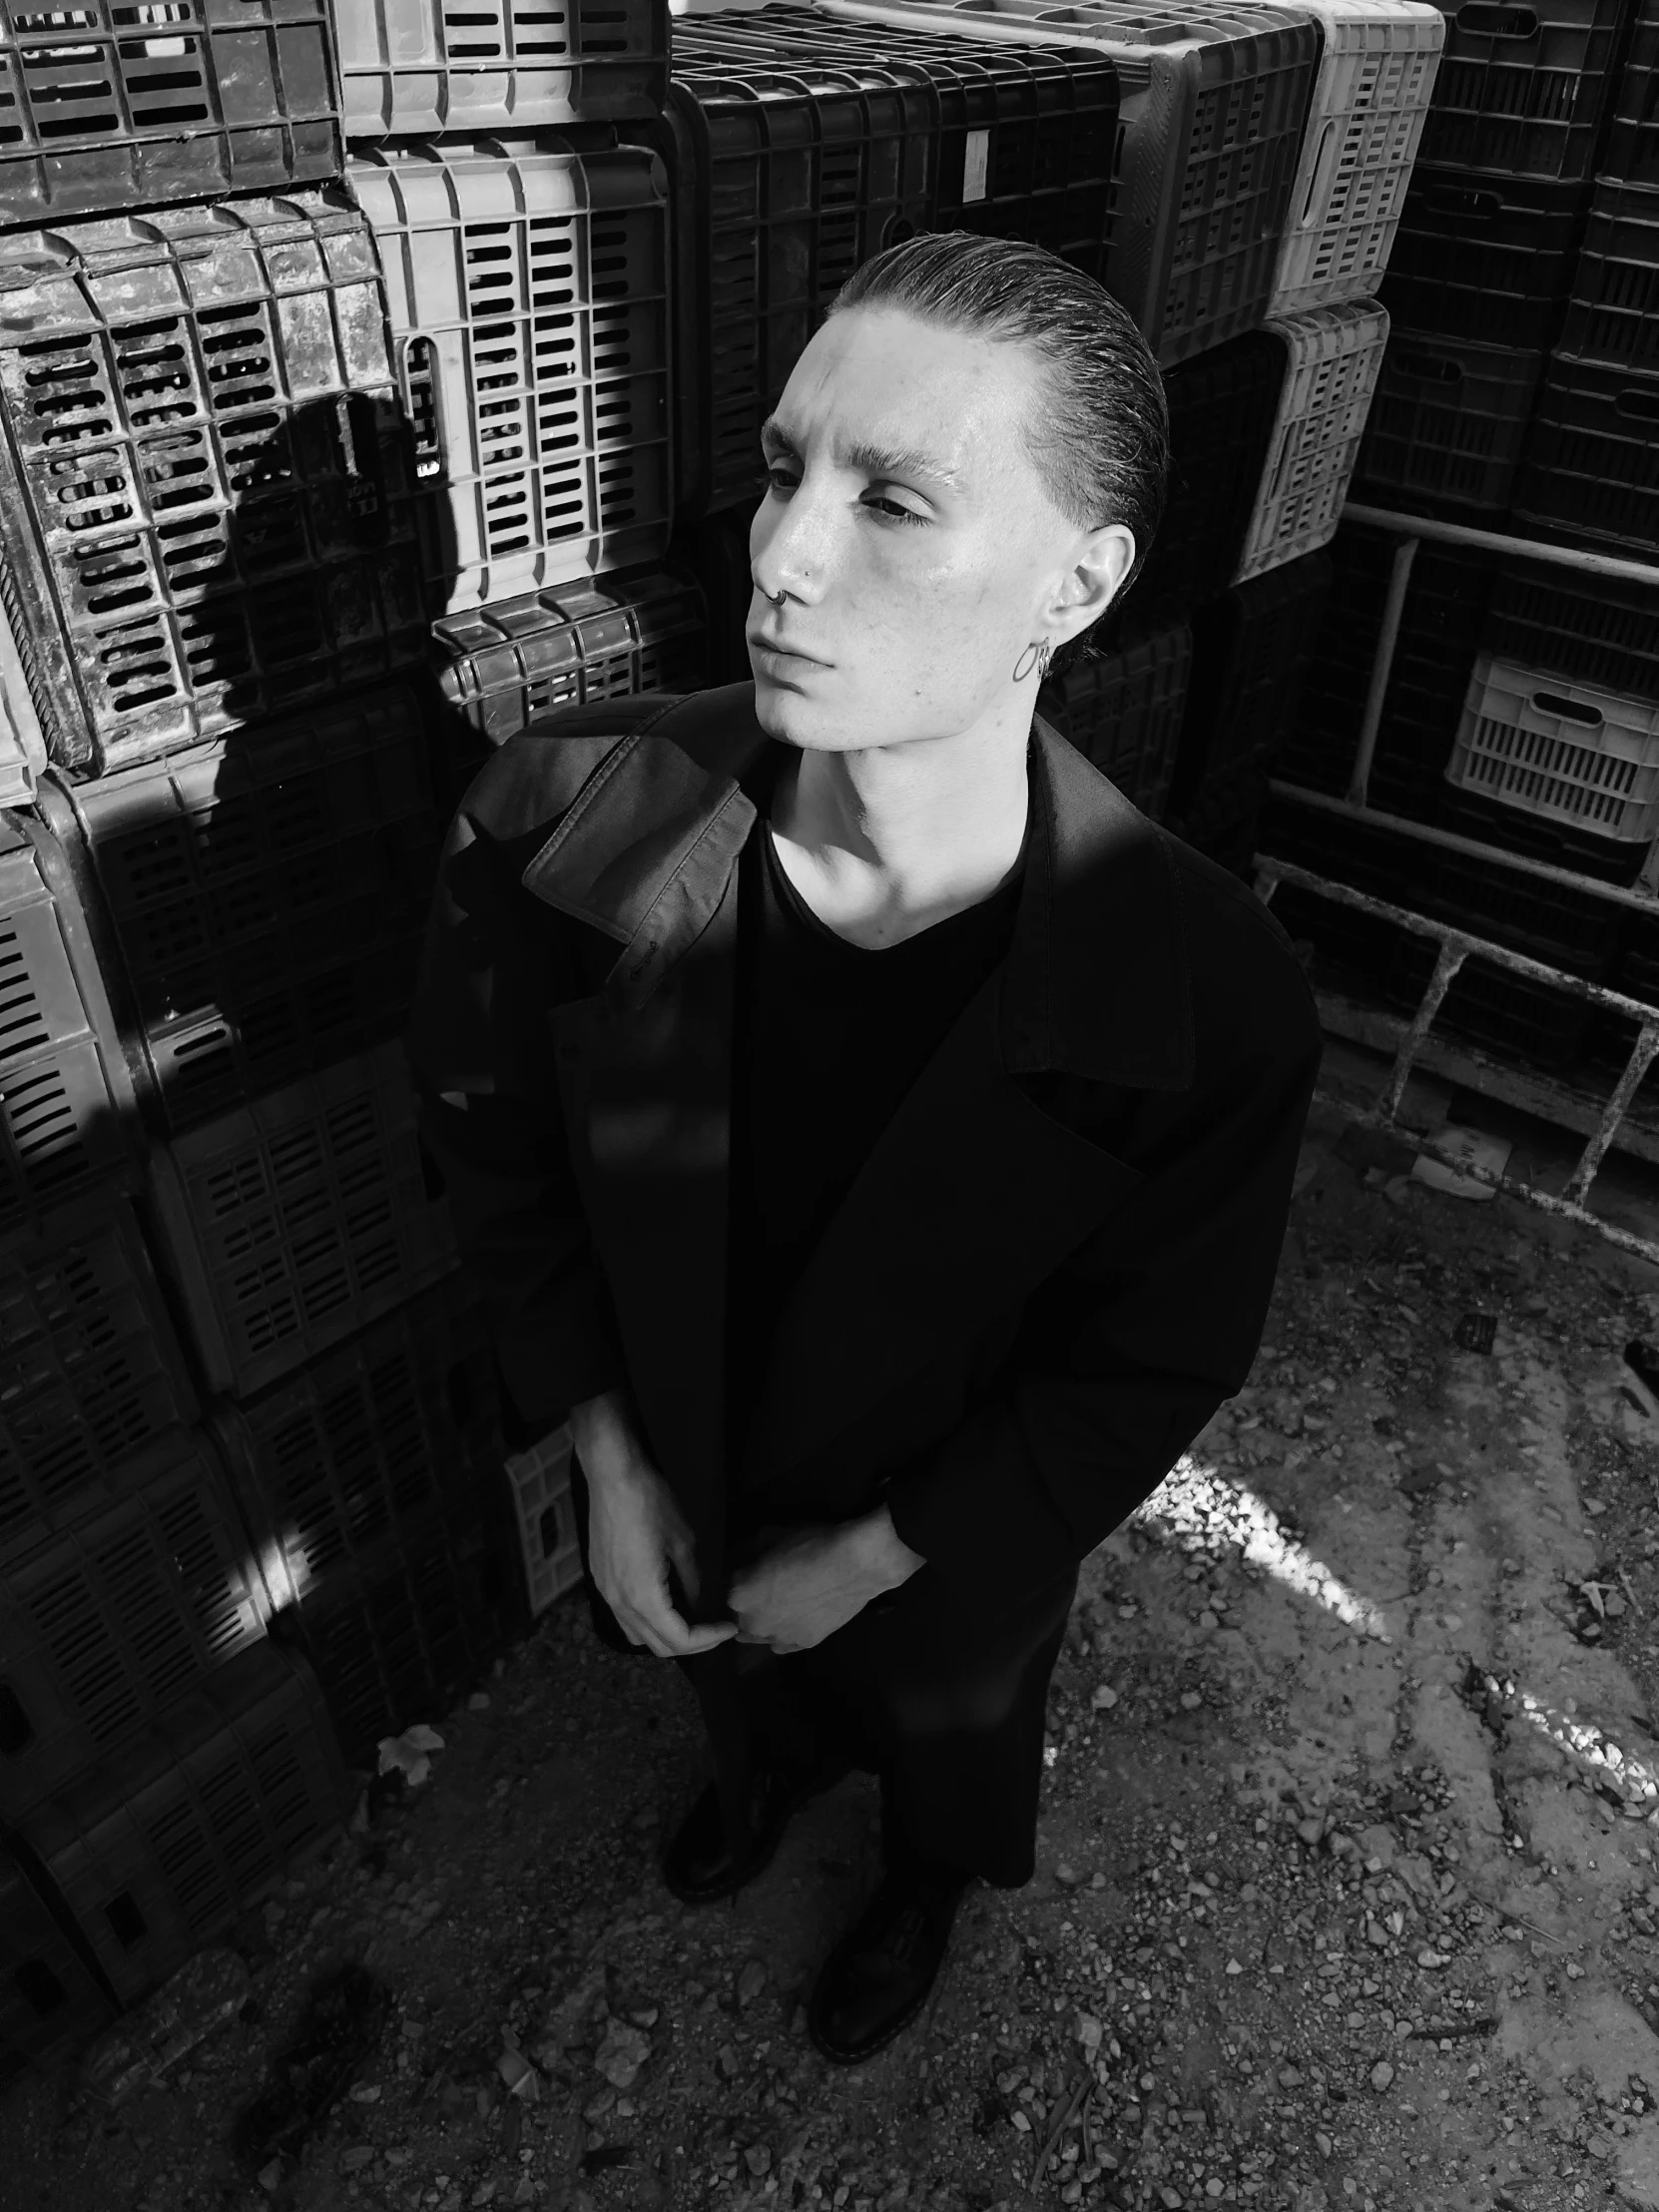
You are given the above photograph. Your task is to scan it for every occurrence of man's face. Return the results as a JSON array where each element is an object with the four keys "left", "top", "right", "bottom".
[{"left": 746, "top": 306, "right": 1102, "bottom": 752}]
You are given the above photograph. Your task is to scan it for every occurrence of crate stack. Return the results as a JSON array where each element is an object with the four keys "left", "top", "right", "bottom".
[
  {"left": 0, "top": 0, "right": 587, "bottom": 2080},
  {"left": 1275, "top": 0, "right": 1659, "bottom": 1083}
]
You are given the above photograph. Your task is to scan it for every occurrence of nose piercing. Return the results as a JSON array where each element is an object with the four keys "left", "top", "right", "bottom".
[{"left": 764, "top": 585, "right": 787, "bottom": 608}]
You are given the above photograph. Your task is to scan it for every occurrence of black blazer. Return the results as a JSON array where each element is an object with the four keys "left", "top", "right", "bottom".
[{"left": 406, "top": 682, "right": 1322, "bottom": 1628}]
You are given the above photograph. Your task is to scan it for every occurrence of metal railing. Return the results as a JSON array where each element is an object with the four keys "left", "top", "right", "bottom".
[{"left": 1257, "top": 503, "right": 1659, "bottom": 1259}]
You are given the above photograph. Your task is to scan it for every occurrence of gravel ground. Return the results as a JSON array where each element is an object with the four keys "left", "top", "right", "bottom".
[{"left": 8, "top": 1093, "right": 1659, "bottom": 2212}]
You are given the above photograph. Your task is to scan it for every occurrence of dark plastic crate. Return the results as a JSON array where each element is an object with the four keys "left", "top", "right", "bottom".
[
  {"left": 339, "top": 0, "right": 669, "bottom": 137},
  {"left": 271, "top": 1506, "right": 497, "bottom": 1771},
  {"left": 1355, "top": 329, "right": 1547, "bottom": 513},
  {"left": 0, "top": 1843, "right": 115, "bottom": 2073},
  {"left": 0, "top": 813, "right": 138, "bottom": 1237},
  {"left": 0, "top": 1431, "right": 272, "bottom": 1824},
  {"left": 37, "top": 688, "right": 444, "bottom": 1138},
  {"left": 1279, "top": 519, "right": 1493, "bottom": 819},
  {"left": 433, "top": 566, "right": 709, "bottom": 747},
  {"left": 1381, "top": 163, "right": 1592, "bottom": 348},
  {"left": 1387, "top": 934, "right": 1595, "bottom": 1068},
  {"left": 145, "top": 1043, "right": 458, "bottom": 1398},
  {"left": 0, "top": 0, "right": 342, "bottom": 229},
  {"left": 0, "top": 195, "right": 431, "bottom": 780},
  {"left": 1115, "top": 328, "right": 1286, "bottom": 626},
  {"left": 349, "top": 139, "right": 673, "bottom": 610},
  {"left": 0, "top": 1186, "right": 199, "bottom": 1570},
  {"left": 648, "top": 55, "right": 935, "bottom": 518},
  {"left": 1556, "top": 179, "right": 1659, "bottom": 373},
  {"left": 1418, "top": 0, "right": 1627, "bottom": 181},
  {"left": 1604, "top": 0, "right": 1659, "bottom": 185},
  {"left": 675, "top": 6, "right": 1118, "bottom": 270},
  {"left": 1406, "top": 794, "right": 1630, "bottom": 967},
  {"left": 1484, "top": 557, "right": 1659, "bottom": 699},
  {"left": 211, "top": 1276, "right": 506, "bottom": 1610},
  {"left": 1036, "top": 619, "right": 1192, "bottom": 817},
  {"left": 1257, "top": 800, "right": 1414, "bottom": 989},
  {"left": 1513, "top": 352, "right": 1659, "bottom": 553},
  {"left": 23, "top": 1639, "right": 348, "bottom": 2006},
  {"left": 1170, "top": 551, "right": 1335, "bottom": 817},
  {"left": 1167, "top": 749, "right": 1274, "bottom": 880},
  {"left": 676, "top": 499, "right": 762, "bottom": 685},
  {"left": 818, "top": 0, "right": 1321, "bottom": 366}
]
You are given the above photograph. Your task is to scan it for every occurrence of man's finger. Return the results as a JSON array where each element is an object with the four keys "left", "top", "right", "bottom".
[{"left": 633, "top": 1602, "right": 737, "bottom": 1658}]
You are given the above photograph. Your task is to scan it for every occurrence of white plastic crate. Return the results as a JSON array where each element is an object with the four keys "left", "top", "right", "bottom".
[
  {"left": 505, "top": 1424, "right": 581, "bottom": 1617},
  {"left": 1267, "top": 0, "right": 1443, "bottom": 314},
  {"left": 1446, "top": 653, "right": 1659, "bottom": 844},
  {"left": 0, "top": 586, "right": 44, "bottom": 808},
  {"left": 349, "top": 138, "right": 673, "bottom": 613},
  {"left": 1235, "top": 297, "right": 1389, "bottom": 581}
]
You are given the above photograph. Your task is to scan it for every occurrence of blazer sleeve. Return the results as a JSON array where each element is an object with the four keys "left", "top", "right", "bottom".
[
  {"left": 882, "top": 949, "right": 1322, "bottom": 1614},
  {"left": 404, "top": 748, "right": 634, "bottom": 1440}
]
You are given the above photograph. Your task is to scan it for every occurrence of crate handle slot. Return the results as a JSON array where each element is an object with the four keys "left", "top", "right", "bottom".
[
  {"left": 1420, "top": 183, "right": 1502, "bottom": 222},
  {"left": 1395, "top": 351, "right": 1462, "bottom": 384},
  {"left": 399, "top": 334, "right": 447, "bottom": 484},
  {"left": 1451, "top": 2, "right": 1539, "bottom": 37},
  {"left": 1615, "top": 386, "right": 1659, "bottom": 425},
  {"left": 1300, "top": 120, "right": 1338, "bottom": 229},
  {"left": 1530, "top": 691, "right": 1604, "bottom": 727}
]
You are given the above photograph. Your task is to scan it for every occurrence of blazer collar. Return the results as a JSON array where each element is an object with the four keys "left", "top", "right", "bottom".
[{"left": 520, "top": 683, "right": 1194, "bottom": 1090}]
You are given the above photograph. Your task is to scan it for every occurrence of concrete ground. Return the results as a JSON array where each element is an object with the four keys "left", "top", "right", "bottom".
[{"left": 7, "top": 1066, "right": 1659, "bottom": 2212}]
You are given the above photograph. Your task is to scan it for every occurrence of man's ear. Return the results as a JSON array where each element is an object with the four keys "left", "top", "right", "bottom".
[{"left": 1052, "top": 522, "right": 1137, "bottom": 647}]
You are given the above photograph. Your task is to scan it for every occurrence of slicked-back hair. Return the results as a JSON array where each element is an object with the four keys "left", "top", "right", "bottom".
[{"left": 829, "top": 232, "right": 1169, "bottom": 674}]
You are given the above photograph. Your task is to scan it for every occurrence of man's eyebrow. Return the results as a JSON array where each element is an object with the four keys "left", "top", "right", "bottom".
[{"left": 758, "top": 414, "right": 961, "bottom": 489}]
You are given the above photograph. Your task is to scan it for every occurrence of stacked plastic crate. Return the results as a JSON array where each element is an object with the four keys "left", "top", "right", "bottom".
[
  {"left": 1278, "top": 0, "right": 1659, "bottom": 1079},
  {"left": 0, "top": 2, "right": 383, "bottom": 2080}
]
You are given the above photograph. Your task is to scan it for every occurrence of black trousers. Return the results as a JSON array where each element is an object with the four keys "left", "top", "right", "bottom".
[{"left": 692, "top": 1555, "right": 1078, "bottom": 1891}]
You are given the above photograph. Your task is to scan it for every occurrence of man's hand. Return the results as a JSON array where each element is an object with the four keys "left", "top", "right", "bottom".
[
  {"left": 570, "top": 1388, "right": 738, "bottom": 1659},
  {"left": 728, "top": 1507, "right": 925, "bottom": 1655}
]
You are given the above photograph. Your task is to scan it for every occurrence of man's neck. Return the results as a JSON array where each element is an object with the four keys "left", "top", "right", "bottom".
[{"left": 766, "top": 726, "right": 1031, "bottom": 951}]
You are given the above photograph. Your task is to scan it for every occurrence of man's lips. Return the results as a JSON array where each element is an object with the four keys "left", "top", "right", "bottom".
[{"left": 748, "top": 633, "right": 830, "bottom": 667}]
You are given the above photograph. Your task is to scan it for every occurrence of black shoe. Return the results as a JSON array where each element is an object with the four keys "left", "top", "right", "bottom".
[
  {"left": 807, "top": 1866, "right": 969, "bottom": 2063},
  {"left": 662, "top": 1751, "right": 849, "bottom": 1907}
]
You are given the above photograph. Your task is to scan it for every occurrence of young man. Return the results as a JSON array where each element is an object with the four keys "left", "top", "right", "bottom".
[{"left": 408, "top": 235, "right": 1322, "bottom": 2065}]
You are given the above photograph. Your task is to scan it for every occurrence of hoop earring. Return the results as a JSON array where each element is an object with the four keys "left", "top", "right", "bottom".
[{"left": 1013, "top": 640, "right": 1052, "bottom": 684}]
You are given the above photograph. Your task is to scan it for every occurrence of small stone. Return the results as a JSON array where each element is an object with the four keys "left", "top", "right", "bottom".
[
  {"left": 1316, "top": 2133, "right": 1333, "bottom": 2158},
  {"left": 736, "top": 1959, "right": 768, "bottom": 2008},
  {"left": 1370, "top": 2063, "right": 1394, "bottom": 2092},
  {"left": 1416, "top": 1949, "right": 1449, "bottom": 1969},
  {"left": 1296, "top": 1819, "right": 1325, "bottom": 1848},
  {"left": 1012, "top": 2111, "right": 1032, "bottom": 2133},
  {"left": 498, "top": 2048, "right": 539, "bottom": 2101},
  {"left": 1180, "top": 1691, "right": 1202, "bottom": 1711},
  {"left": 349, "top": 2083, "right": 382, "bottom": 2103},
  {"left": 1092, "top": 1685, "right": 1119, "bottom": 1710},
  {"left": 1160, "top": 2191, "right": 1185, "bottom": 2209},
  {"left": 1056, "top": 1863, "right": 1083, "bottom": 1888},
  {"left": 1199, "top": 1611, "right": 1219, "bottom": 1630},
  {"left": 257, "top": 2159, "right": 285, "bottom": 2196},
  {"left": 745, "top": 2145, "right": 773, "bottom": 2177},
  {"left": 1225, "top": 1958, "right": 1245, "bottom": 1976},
  {"left": 594, "top": 2020, "right": 651, "bottom": 2089},
  {"left": 467, "top": 1692, "right": 491, "bottom": 1710},
  {"left": 339, "top": 2145, "right": 376, "bottom": 2174},
  {"left": 1279, "top": 2067, "right": 1304, "bottom": 2088}
]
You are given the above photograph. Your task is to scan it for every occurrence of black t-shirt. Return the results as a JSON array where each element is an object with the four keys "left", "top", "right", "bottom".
[{"left": 724, "top": 751, "right": 1029, "bottom": 1479}]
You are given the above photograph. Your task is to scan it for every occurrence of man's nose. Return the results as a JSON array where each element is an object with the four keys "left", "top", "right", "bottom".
[{"left": 752, "top": 472, "right": 836, "bottom": 605}]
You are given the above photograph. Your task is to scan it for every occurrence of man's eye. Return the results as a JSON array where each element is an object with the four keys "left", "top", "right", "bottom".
[
  {"left": 866, "top": 495, "right": 927, "bottom": 526},
  {"left": 766, "top": 463, "right": 798, "bottom": 491}
]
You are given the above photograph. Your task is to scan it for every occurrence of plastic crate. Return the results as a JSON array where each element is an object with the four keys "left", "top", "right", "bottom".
[
  {"left": 1355, "top": 330, "right": 1546, "bottom": 513},
  {"left": 24, "top": 1639, "right": 348, "bottom": 2006},
  {"left": 1556, "top": 180, "right": 1659, "bottom": 374},
  {"left": 1265, "top": 0, "right": 1443, "bottom": 315},
  {"left": 1438, "top": 781, "right": 1649, "bottom": 882},
  {"left": 339, "top": 0, "right": 668, "bottom": 137},
  {"left": 1484, "top": 558, "right": 1659, "bottom": 700},
  {"left": 675, "top": 499, "right": 762, "bottom": 684},
  {"left": 0, "top": 0, "right": 342, "bottom": 229},
  {"left": 1278, "top": 519, "right": 1492, "bottom": 818},
  {"left": 504, "top": 1425, "right": 581, "bottom": 1617},
  {"left": 1604, "top": 0, "right": 1659, "bottom": 186},
  {"left": 145, "top": 1043, "right": 457, "bottom": 1399},
  {"left": 1172, "top": 551, "right": 1335, "bottom": 815},
  {"left": 1167, "top": 747, "right": 1273, "bottom": 877},
  {"left": 1445, "top": 650, "right": 1659, "bottom": 847},
  {"left": 0, "top": 1431, "right": 273, "bottom": 1823},
  {"left": 1418, "top": 0, "right": 1627, "bottom": 182},
  {"left": 817, "top": 0, "right": 1321, "bottom": 367},
  {"left": 0, "top": 596, "right": 46, "bottom": 811},
  {"left": 0, "top": 1843, "right": 116, "bottom": 2073},
  {"left": 349, "top": 138, "right": 672, "bottom": 613},
  {"left": 0, "top": 195, "right": 432, "bottom": 780},
  {"left": 212, "top": 1276, "right": 506, "bottom": 1612},
  {"left": 1236, "top": 297, "right": 1389, "bottom": 580},
  {"left": 0, "top": 814, "right": 138, "bottom": 1239},
  {"left": 0, "top": 1188, "right": 199, "bottom": 1570},
  {"left": 1409, "top": 800, "right": 1627, "bottom": 968},
  {"left": 1113, "top": 328, "right": 1285, "bottom": 627},
  {"left": 1260, "top": 801, "right": 1414, "bottom": 988},
  {"left": 1381, "top": 164, "right": 1592, "bottom": 349},
  {"left": 1036, "top": 619, "right": 1192, "bottom": 817},
  {"left": 433, "top": 566, "right": 708, "bottom": 746},
  {"left": 673, "top": 5, "right": 1118, "bottom": 270},
  {"left": 269, "top": 1507, "right": 494, "bottom": 1770},
  {"left": 37, "top": 688, "right": 444, "bottom": 1138},
  {"left": 1514, "top": 352, "right": 1659, "bottom": 555}
]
